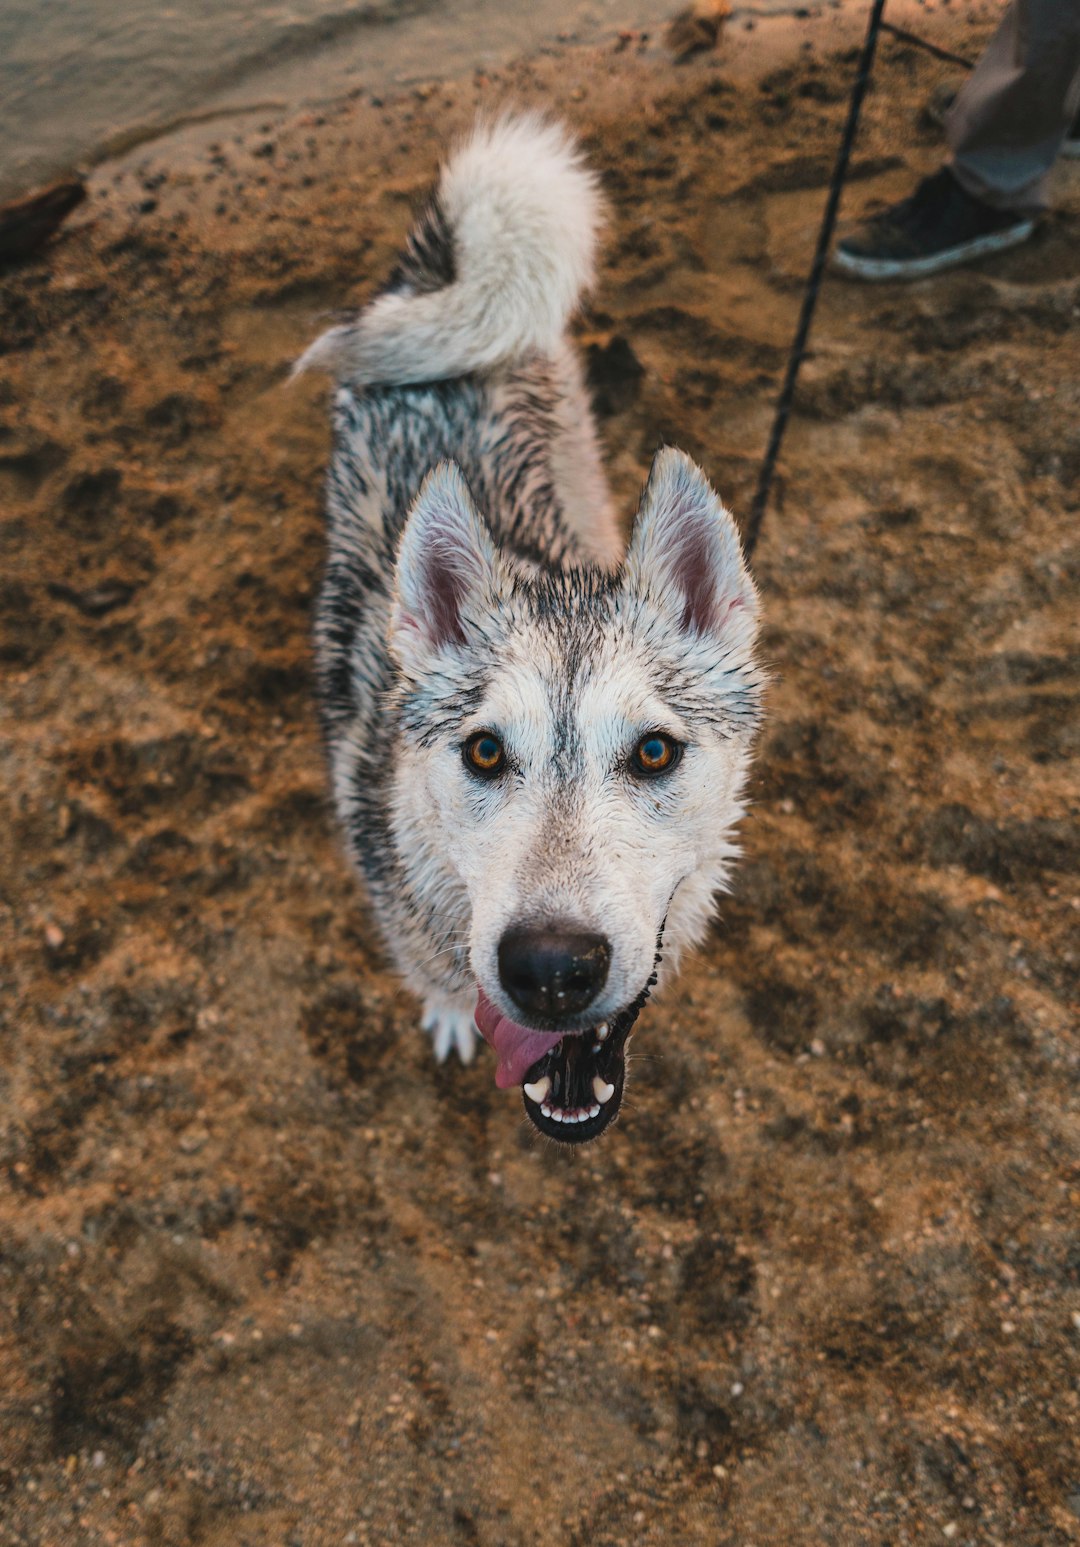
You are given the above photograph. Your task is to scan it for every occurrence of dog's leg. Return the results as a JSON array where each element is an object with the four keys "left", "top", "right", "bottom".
[{"left": 420, "top": 993, "right": 478, "bottom": 1065}]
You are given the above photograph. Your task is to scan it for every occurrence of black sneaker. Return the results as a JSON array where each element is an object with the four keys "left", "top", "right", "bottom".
[{"left": 834, "top": 166, "right": 1035, "bottom": 281}]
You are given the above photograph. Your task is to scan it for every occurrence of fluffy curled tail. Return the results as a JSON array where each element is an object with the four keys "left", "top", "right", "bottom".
[{"left": 293, "top": 113, "right": 602, "bottom": 386}]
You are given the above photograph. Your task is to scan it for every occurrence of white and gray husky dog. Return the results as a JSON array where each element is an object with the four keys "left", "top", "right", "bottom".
[{"left": 297, "top": 114, "right": 763, "bottom": 1144}]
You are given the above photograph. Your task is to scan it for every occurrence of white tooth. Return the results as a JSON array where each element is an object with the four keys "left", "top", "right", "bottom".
[
  {"left": 551, "top": 1110, "right": 564, "bottom": 1123},
  {"left": 597, "top": 1023, "right": 610, "bottom": 1041},
  {"left": 588, "top": 1103, "right": 600, "bottom": 1118},
  {"left": 523, "top": 1077, "right": 551, "bottom": 1104},
  {"left": 593, "top": 1076, "right": 615, "bottom": 1105}
]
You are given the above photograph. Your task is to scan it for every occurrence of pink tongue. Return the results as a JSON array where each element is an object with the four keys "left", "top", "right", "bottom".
[{"left": 474, "top": 989, "right": 564, "bottom": 1089}]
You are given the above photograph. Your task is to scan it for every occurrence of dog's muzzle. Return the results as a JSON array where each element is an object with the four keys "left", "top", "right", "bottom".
[
  {"left": 497, "top": 923, "right": 610, "bottom": 1021},
  {"left": 518, "top": 1007, "right": 634, "bottom": 1143},
  {"left": 475, "top": 926, "right": 665, "bottom": 1146}
]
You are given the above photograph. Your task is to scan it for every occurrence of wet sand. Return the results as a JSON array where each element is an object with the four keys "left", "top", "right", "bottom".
[
  {"left": 0, "top": 0, "right": 701, "bottom": 202},
  {"left": 1, "top": 5, "right": 1079, "bottom": 1544}
]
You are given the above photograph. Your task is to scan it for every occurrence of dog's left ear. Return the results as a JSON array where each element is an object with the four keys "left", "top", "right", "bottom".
[
  {"left": 622, "top": 448, "right": 758, "bottom": 638},
  {"left": 391, "top": 461, "right": 503, "bottom": 673}
]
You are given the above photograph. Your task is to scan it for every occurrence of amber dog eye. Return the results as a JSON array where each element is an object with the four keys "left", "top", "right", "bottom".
[
  {"left": 463, "top": 732, "right": 506, "bottom": 778},
  {"left": 630, "top": 733, "right": 682, "bottom": 779}
]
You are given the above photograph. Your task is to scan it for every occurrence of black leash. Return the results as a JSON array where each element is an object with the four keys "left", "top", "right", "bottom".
[
  {"left": 880, "top": 21, "right": 974, "bottom": 71},
  {"left": 744, "top": 0, "right": 889, "bottom": 558}
]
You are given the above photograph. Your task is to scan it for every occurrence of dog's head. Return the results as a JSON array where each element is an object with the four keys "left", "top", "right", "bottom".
[{"left": 390, "top": 448, "right": 762, "bottom": 1142}]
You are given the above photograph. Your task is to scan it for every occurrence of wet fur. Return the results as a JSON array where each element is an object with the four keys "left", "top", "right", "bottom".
[{"left": 300, "top": 114, "right": 764, "bottom": 1069}]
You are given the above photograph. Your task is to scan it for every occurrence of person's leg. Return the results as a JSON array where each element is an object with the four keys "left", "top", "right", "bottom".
[
  {"left": 947, "top": 0, "right": 1080, "bottom": 213},
  {"left": 834, "top": 0, "right": 1080, "bottom": 279}
]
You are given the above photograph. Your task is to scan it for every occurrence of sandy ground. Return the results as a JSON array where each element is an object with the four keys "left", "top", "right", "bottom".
[{"left": 2, "top": 6, "right": 1079, "bottom": 1544}]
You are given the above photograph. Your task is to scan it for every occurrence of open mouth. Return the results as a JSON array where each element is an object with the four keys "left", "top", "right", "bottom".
[
  {"left": 473, "top": 938, "right": 663, "bottom": 1145},
  {"left": 517, "top": 1005, "right": 638, "bottom": 1142},
  {"left": 474, "top": 992, "right": 639, "bottom": 1143}
]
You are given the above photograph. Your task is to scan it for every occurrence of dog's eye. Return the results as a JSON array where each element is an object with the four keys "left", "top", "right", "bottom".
[
  {"left": 463, "top": 732, "right": 506, "bottom": 778},
  {"left": 630, "top": 733, "right": 682, "bottom": 779}
]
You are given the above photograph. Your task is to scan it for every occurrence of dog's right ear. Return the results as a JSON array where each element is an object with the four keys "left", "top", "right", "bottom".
[
  {"left": 622, "top": 447, "right": 758, "bottom": 641},
  {"left": 390, "top": 462, "right": 502, "bottom": 672}
]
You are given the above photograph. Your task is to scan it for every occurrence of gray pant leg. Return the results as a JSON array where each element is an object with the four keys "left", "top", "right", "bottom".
[{"left": 946, "top": 0, "right": 1080, "bottom": 214}]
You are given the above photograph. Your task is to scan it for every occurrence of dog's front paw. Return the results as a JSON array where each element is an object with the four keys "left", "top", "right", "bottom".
[{"left": 421, "top": 1000, "right": 478, "bottom": 1065}]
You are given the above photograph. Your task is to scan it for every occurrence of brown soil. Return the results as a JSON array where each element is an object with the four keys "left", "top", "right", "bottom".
[{"left": 2, "top": 10, "right": 1078, "bottom": 1546}]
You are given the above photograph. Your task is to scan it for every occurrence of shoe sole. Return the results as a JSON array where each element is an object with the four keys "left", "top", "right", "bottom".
[{"left": 833, "top": 219, "right": 1035, "bottom": 281}]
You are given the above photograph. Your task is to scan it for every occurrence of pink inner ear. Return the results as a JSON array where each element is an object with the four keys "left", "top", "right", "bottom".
[
  {"left": 673, "top": 520, "right": 718, "bottom": 634},
  {"left": 420, "top": 549, "right": 469, "bottom": 649}
]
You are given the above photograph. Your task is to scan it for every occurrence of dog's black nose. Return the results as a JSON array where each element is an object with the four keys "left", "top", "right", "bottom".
[{"left": 498, "top": 924, "right": 611, "bottom": 1022}]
